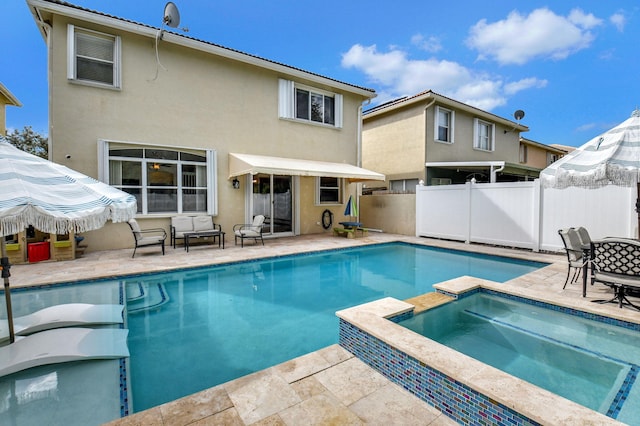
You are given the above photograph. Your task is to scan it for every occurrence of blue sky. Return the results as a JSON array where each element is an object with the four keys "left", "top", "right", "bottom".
[{"left": 2, "top": 0, "right": 639, "bottom": 147}]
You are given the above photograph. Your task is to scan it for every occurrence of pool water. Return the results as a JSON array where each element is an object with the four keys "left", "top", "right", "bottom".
[
  {"left": 126, "top": 243, "right": 544, "bottom": 410},
  {"left": 398, "top": 292, "right": 640, "bottom": 423},
  {"left": 0, "top": 243, "right": 545, "bottom": 425}
]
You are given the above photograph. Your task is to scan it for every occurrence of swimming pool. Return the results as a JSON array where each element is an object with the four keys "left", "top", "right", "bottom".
[
  {"left": 0, "top": 242, "right": 545, "bottom": 424},
  {"left": 398, "top": 291, "right": 640, "bottom": 420}
]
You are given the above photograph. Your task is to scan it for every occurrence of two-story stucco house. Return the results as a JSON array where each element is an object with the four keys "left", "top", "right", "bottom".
[
  {"left": 27, "top": 0, "right": 383, "bottom": 251},
  {"left": 519, "top": 137, "right": 567, "bottom": 170},
  {"left": 362, "top": 90, "right": 540, "bottom": 191}
]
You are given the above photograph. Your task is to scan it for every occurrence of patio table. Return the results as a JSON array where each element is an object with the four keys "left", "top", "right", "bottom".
[{"left": 184, "top": 231, "right": 225, "bottom": 252}]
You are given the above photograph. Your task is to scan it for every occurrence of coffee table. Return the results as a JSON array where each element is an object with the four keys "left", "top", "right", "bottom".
[{"left": 183, "top": 231, "right": 225, "bottom": 252}]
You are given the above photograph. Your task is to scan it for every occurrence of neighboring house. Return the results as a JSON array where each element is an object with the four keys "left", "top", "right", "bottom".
[
  {"left": 26, "top": 0, "right": 383, "bottom": 251},
  {"left": 519, "top": 137, "right": 567, "bottom": 170},
  {"left": 0, "top": 82, "right": 21, "bottom": 135},
  {"left": 362, "top": 90, "right": 537, "bottom": 192}
]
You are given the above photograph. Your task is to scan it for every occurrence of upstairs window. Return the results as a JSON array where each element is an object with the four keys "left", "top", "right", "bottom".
[
  {"left": 547, "top": 153, "right": 560, "bottom": 166},
  {"left": 279, "top": 79, "right": 343, "bottom": 128},
  {"left": 473, "top": 118, "right": 494, "bottom": 151},
  {"left": 435, "top": 106, "right": 454, "bottom": 143},
  {"left": 68, "top": 25, "right": 121, "bottom": 88},
  {"left": 296, "top": 88, "right": 335, "bottom": 125},
  {"left": 519, "top": 144, "right": 528, "bottom": 163}
]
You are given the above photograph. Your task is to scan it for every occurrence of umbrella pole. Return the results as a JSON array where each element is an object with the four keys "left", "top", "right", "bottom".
[{"left": 0, "top": 240, "right": 15, "bottom": 343}]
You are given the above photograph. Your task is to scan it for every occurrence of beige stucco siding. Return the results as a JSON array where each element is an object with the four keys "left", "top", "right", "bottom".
[
  {"left": 523, "top": 144, "right": 550, "bottom": 169},
  {"left": 45, "top": 14, "right": 371, "bottom": 251},
  {"left": 363, "top": 99, "right": 523, "bottom": 188},
  {"left": 362, "top": 105, "right": 426, "bottom": 182}
]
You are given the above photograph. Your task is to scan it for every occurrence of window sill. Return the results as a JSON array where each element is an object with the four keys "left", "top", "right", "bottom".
[
  {"left": 68, "top": 78, "right": 121, "bottom": 91},
  {"left": 279, "top": 117, "right": 341, "bottom": 130}
]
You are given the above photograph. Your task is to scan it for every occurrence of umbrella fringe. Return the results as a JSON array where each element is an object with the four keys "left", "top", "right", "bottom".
[
  {"left": 1, "top": 204, "right": 137, "bottom": 236},
  {"left": 545, "top": 164, "right": 640, "bottom": 189}
]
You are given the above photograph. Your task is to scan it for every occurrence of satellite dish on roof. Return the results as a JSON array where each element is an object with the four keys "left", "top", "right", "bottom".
[
  {"left": 163, "top": 2, "right": 181, "bottom": 28},
  {"left": 514, "top": 110, "right": 525, "bottom": 121}
]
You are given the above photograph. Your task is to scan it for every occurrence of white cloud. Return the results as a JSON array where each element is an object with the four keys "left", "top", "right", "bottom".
[
  {"left": 341, "top": 44, "right": 546, "bottom": 111},
  {"left": 504, "top": 78, "right": 548, "bottom": 95},
  {"left": 610, "top": 12, "right": 626, "bottom": 32},
  {"left": 576, "top": 122, "right": 597, "bottom": 132},
  {"left": 410, "top": 34, "right": 442, "bottom": 53},
  {"left": 466, "top": 8, "right": 602, "bottom": 65}
]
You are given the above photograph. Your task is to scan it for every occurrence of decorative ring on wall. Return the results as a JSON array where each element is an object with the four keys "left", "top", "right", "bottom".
[{"left": 321, "top": 209, "right": 333, "bottom": 230}]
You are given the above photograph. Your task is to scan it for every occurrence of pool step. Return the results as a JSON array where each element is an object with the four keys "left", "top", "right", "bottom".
[
  {"left": 126, "top": 282, "right": 170, "bottom": 313},
  {"left": 404, "top": 292, "right": 453, "bottom": 313}
]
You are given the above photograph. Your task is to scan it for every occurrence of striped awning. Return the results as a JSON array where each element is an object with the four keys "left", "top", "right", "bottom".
[
  {"left": 0, "top": 140, "right": 137, "bottom": 237},
  {"left": 228, "top": 153, "right": 385, "bottom": 182},
  {"left": 540, "top": 109, "right": 640, "bottom": 189}
]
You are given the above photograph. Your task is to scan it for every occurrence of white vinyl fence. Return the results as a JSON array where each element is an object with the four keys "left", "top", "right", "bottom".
[{"left": 416, "top": 180, "right": 635, "bottom": 252}]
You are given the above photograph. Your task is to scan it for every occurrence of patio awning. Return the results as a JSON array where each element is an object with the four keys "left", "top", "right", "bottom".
[{"left": 228, "top": 153, "right": 385, "bottom": 182}]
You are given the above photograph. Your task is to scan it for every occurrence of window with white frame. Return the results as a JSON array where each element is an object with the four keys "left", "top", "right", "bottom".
[
  {"left": 473, "top": 118, "right": 494, "bottom": 151},
  {"left": 390, "top": 179, "right": 419, "bottom": 193},
  {"left": 547, "top": 152, "right": 560, "bottom": 165},
  {"left": 279, "top": 79, "right": 343, "bottom": 128},
  {"left": 519, "top": 144, "right": 528, "bottom": 163},
  {"left": 435, "top": 106, "right": 454, "bottom": 143},
  {"left": 67, "top": 25, "right": 121, "bottom": 88},
  {"left": 100, "top": 142, "right": 217, "bottom": 215},
  {"left": 316, "top": 177, "right": 342, "bottom": 204}
]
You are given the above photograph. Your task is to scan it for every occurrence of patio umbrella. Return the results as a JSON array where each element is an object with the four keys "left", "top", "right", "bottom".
[
  {"left": 0, "top": 139, "right": 137, "bottom": 343},
  {"left": 344, "top": 195, "right": 358, "bottom": 219},
  {"left": 540, "top": 108, "right": 640, "bottom": 234}
]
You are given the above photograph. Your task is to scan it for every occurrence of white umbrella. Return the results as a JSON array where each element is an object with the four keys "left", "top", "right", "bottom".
[
  {"left": 540, "top": 108, "right": 640, "bottom": 232},
  {"left": 0, "top": 139, "right": 137, "bottom": 343}
]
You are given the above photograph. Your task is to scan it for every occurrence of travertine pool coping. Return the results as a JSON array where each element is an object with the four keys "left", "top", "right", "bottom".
[{"left": 336, "top": 276, "right": 624, "bottom": 425}]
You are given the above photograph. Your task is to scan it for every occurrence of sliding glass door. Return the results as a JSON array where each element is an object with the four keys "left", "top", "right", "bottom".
[{"left": 252, "top": 174, "right": 293, "bottom": 236}]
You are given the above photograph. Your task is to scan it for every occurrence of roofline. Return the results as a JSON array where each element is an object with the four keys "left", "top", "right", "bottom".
[
  {"left": 364, "top": 90, "right": 528, "bottom": 132},
  {"left": 26, "top": 0, "right": 376, "bottom": 99},
  {"left": 519, "top": 137, "right": 567, "bottom": 154},
  {"left": 0, "top": 82, "right": 22, "bottom": 107}
]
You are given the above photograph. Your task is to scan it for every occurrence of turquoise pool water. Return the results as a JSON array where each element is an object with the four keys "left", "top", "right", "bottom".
[
  {"left": 125, "top": 243, "right": 544, "bottom": 410},
  {"left": 0, "top": 242, "right": 545, "bottom": 424},
  {"left": 398, "top": 291, "right": 640, "bottom": 423}
]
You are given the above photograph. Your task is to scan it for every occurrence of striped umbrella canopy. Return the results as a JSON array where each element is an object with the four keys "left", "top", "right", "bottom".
[
  {"left": 540, "top": 108, "right": 640, "bottom": 236},
  {"left": 540, "top": 109, "right": 640, "bottom": 189},
  {"left": 0, "top": 140, "right": 137, "bottom": 237},
  {"left": 0, "top": 139, "right": 137, "bottom": 343}
]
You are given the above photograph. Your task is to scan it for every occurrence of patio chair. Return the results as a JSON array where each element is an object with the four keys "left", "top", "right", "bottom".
[
  {"left": 233, "top": 215, "right": 265, "bottom": 247},
  {"left": 575, "top": 226, "right": 592, "bottom": 247},
  {"left": 590, "top": 238, "right": 640, "bottom": 309},
  {"left": 127, "top": 219, "right": 167, "bottom": 258},
  {"left": 558, "top": 228, "right": 585, "bottom": 289}
]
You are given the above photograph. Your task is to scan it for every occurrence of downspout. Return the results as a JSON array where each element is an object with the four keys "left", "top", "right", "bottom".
[
  {"left": 356, "top": 99, "right": 371, "bottom": 220},
  {"left": 423, "top": 99, "right": 436, "bottom": 183},
  {"left": 34, "top": 16, "right": 53, "bottom": 160},
  {"left": 357, "top": 99, "right": 371, "bottom": 168}
]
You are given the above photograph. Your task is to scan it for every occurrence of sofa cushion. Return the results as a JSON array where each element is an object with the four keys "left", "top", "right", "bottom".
[
  {"left": 171, "top": 216, "right": 194, "bottom": 237},
  {"left": 193, "top": 216, "right": 214, "bottom": 232}
]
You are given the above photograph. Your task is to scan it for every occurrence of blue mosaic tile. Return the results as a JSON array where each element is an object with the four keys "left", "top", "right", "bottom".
[{"left": 339, "top": 319, "right": 541, "bottom": 426}]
